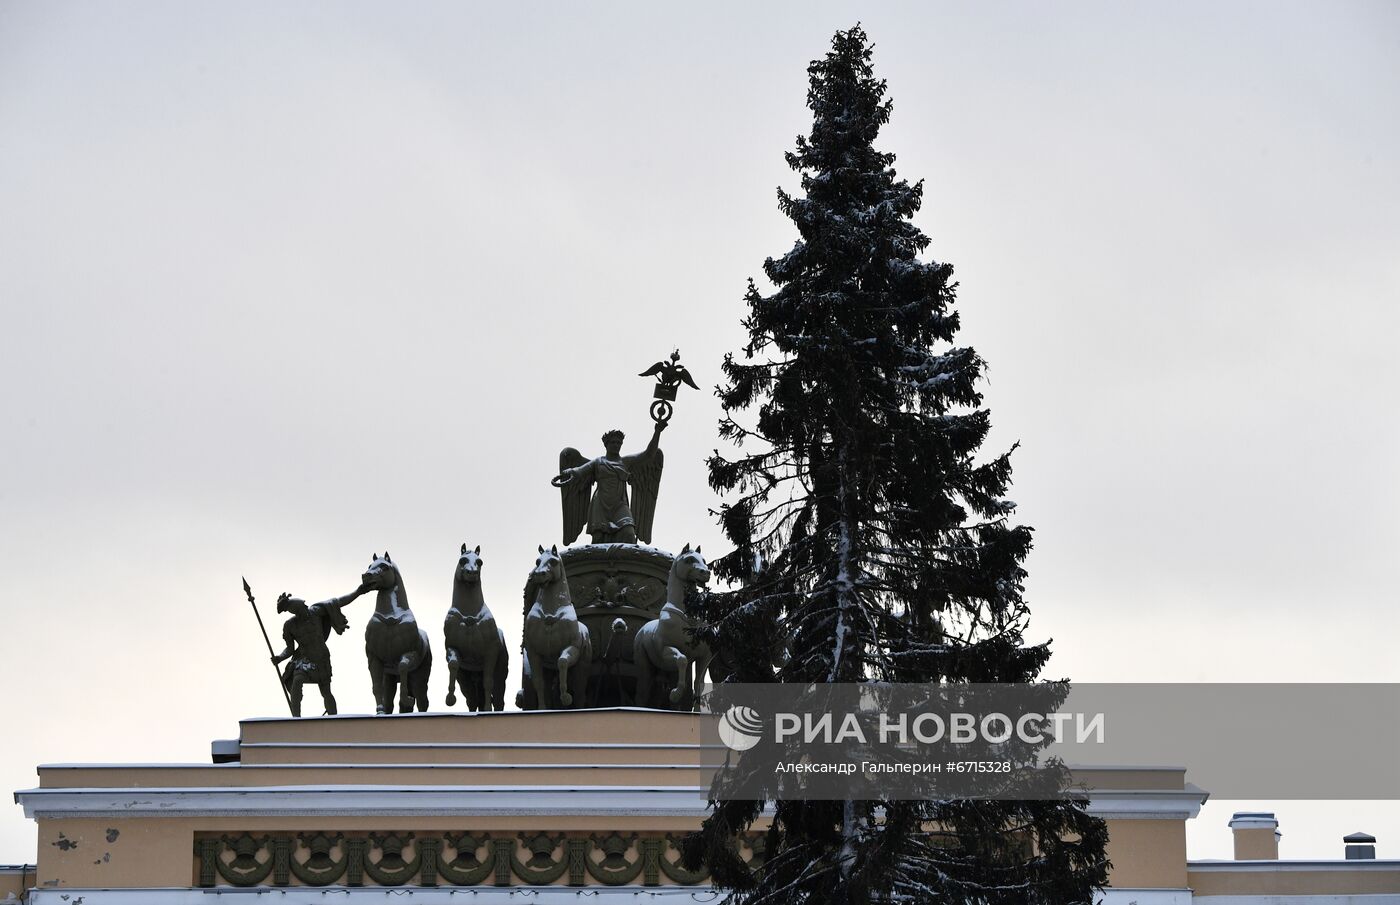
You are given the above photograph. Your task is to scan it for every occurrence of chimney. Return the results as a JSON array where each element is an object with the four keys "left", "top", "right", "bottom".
[
  {"left": 1344, "top": 832, "right": 1377, "bottom": 860},
  {"left": 1230, "top": 812, "right": 1280, "bottom": 860}
]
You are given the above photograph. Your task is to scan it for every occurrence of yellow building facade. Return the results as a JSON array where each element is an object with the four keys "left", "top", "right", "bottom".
[{"left": 4, "top": 710, "right": 1397, "bottom": 904}]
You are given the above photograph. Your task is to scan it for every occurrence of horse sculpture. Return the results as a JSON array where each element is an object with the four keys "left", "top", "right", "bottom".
[
  {"left": 444, "top": 543, "right": 508, "bottom": 712},
  {"left": 362, "top": 551, "right": 432, "bottom": 714},
  {"left": 519, "top": 544, "right": 592, "bottom": 709},
  {"left": 634, "top": 544, "right": 712, "bottom": 709}
]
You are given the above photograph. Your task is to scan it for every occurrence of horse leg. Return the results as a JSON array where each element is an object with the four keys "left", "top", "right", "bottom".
[
  {"left": 493, "top": 633, "right": 509, "bottom": 711},
  {"left": 460, "top": 671, "right": 477, "bottom": 712},
  {"left": 557, "top": 644, "right": 580, "bottom": 707},
  {"left": 445, "top": 647, "right": 461, "bottom": 707},
  {"left": 384, "top": 673, "right": 399, "bottom": 715},
  {"left": 396, "top": 653, "right": 416, "bottom": 713},
  {"left": 414, "top": 637, "right": 432, "bottom": 713},
  {"left": 691, "top": 649, "right": 714, "bottom": 711},
  {"left": 467, "top": 672, "right": 484, "bottom": 717},
  {"left": 479, "top": 642, "right": 499, "bottom": 714},
  {"left": 516, "top": 650, "right": 533, "bottom": 710},
  {"left": 633, "top": 634, "right": 654, "bottom": 708},
  {"left": 663, "top": 646, "right": 690, "bottom": 705},
  {"left": 493, "top": 657, "right": 507, "bottom": 712},
  {"left": 526, "top": 648, "right": 549, "bottom": 711},
  {"left": 569, "top": 653, "right": 589, "bottom": 710},
  {"left": 367, "top": 656, "right": 387, "bottom": 715}
]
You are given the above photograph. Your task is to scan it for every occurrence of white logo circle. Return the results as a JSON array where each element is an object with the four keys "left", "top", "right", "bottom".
[{"left": 717, "top": 705, "right": 764, "bottom": 751}]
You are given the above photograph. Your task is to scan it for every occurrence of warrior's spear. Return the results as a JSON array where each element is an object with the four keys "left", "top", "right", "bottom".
[{"left": 242, "top": 577, "right": 295, "bottom": 715}]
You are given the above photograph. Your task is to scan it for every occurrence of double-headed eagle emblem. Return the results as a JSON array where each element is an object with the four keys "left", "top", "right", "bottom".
[{"left": 638, "top": 349, "right": 698, "bottom": 424}]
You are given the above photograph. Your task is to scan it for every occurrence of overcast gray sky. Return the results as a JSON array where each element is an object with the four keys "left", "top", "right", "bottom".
[{"left": 1, "top": 1, "right": 1396, "bottom": 864}]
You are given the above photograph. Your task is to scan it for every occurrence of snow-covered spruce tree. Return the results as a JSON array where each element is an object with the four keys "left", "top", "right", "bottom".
[{"left": 683, "top": 26, "right": 1110, "bottom": 905}]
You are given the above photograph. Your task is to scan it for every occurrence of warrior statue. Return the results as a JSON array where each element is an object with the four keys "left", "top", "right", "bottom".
[
  {"left": 553, "top": 421, "right": 666, "bottom": 545},
  {"left": 271, "top": 585, "right": 367, "bottom": 717}
]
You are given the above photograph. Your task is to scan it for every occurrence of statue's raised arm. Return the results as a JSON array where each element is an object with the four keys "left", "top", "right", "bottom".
[{"left": 625, "top": 421, "right": 666, "bottom": 545}]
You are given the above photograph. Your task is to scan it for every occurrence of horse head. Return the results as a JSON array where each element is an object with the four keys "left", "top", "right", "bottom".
[
  {"left": 527, "top": 544, "right": 572, "bottom": 618},
  {"left": 362, "top": 551, "right": 401, "bottom": 593},
  {"left": 676, "top": 543, "right": 711, "bottom": 588},
  {"left": 456, "top": 543, "right": 483, "bottom": 586},
  {"left": 530, "top": 544, "right": 564, "bottom": 586}
]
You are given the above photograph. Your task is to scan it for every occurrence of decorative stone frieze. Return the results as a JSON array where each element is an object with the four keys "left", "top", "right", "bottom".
[{"left": 194, "top": 831, "right": 762, "bottom": 889}]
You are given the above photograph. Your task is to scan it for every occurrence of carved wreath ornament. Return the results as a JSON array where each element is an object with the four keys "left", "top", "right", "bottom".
[{"left": 195, "top": 832, "right": 764, "bottom": 888}]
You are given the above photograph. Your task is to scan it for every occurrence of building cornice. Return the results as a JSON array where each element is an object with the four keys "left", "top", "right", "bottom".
[
  {"left": 15, "top": 785, "right": 713, "bottom": 820},
  {"left": 25, "top": 887, "right": 727, "bottom": 905},
  {"left": 15, "top": 783, "right": 1205, "bottom": 821},
  {"left": 1188, "top": 859, "right": 1400, "bottom": 872},
  {"left": 1083, "top": 784, "right": 1207, "bottom": 821}
]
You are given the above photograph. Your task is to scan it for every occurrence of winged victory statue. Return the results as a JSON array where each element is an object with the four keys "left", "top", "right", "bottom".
[
  {"left": 553, "top": 423, "right": 666, "bottom": 545},
  {"left": 551, "top": 351, "right": 698, "bottom": 546}
]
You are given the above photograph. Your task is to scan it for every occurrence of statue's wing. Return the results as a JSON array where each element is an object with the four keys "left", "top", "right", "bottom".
[
  {"left": 628, "top": 447, "right": 664, "bottom": 545},
  {"left": 559, "top": 447, "right": 591, "bottom": 545}
]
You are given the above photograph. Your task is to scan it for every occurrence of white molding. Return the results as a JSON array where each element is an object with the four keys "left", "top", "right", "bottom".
[
  {"left": 36, "top": 763, "right": 706, "bottom": 771},
  {"left": 25, "top": 887, "right": 730, "bottom": 905},
  {"left": 1189, "top": 860, "right": 1400, "bottom": 873},
  {"left": 16, "top": 786, "right": 715, "bottom": 819},
  {"left": 17, "top": 783, "right": 1204, "bottom": 821},
  {"left": 1067, "top": 764, "right": 1189, "bottom": 772},
  {"left": 1096, "top": 889, "right": 1192, "bottom": 905},
  {"left": 19, "top": 888, "right": 1213, "bottom": 905},
  {"left": 1228, "top": 817, "right": 1280, "bottom": 831},
  {"left": 1192, "top": 896, "right": 1400, "bottom": 904},
  {"left": 1085, "top": 787, "right": 1208, "bottom": 821},
  {"left": 239, "top": 742, "right": 729, "bottom": 750},
  {"left": 20, "top": 891, "right": 1400, "bottom": 905}
]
